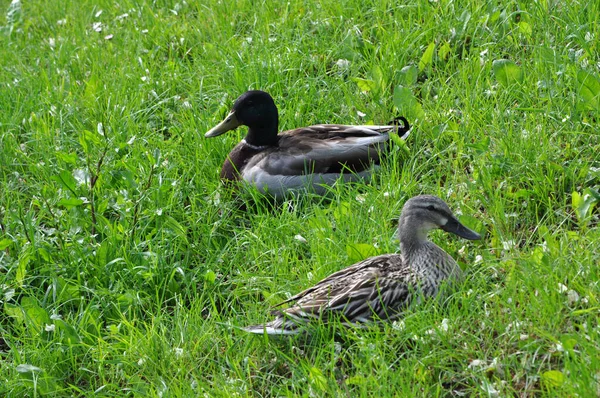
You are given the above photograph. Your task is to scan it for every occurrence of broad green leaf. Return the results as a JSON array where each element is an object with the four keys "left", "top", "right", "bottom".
[
  {"left": 562, "top": 338, "right": 578, "bottom": 351},
  {"left": 0, "top": 238, "right": 12, "bottom": 250},
  {"left": 54, "top": 170, "right": 78, "bottom": 194},
  {"left": 332, "top": 201, "right": 351, "bottom": 222},
  {"left": 204, "top": 270, "right": 217, "bottom": 284},
  {"left": 56, "top": 151, "right": 77, "bottom": 164},
  {"left": 5, "top": 303, "right": 24, "bottom": 323},
  {"left": 352, "top": 77, "right": 377, "bottom": 93},
  {"left": 16, "top": 365, "right": 58, "bottom": 395},
  {"left": 576, "top": 70, "right": 600, "bottom": 112},
  {"left": 57, "top": 198, "right": 84, "bottom": 208},
  {"left": 346, "top": 243, "right": 379, "bottom": 263},
  {"left": 419, "top": 42, "right": 435, "bottom": 71},
  {"left": 372, "top": 64, "right": 385, "bottom": 89},
  {"left": 21, "top": 297, "right": 50, "bottom": 333},
  {"left": 541, "top": 370, "right": 565, "bottom": 387},
  {"left": 393, "top": 85, "right": 424, "bottom": 120},
  {"left": 492, "top": 59, "right": 523, "bottom": 86},
  {"left": 16, "top": 247, "right": 32, "bottom": 287},
  {"left": 518, "top": 21, "right": 532, "bottom": 36},
  {"left": 398, "top": 65, "right": 418, "bottom": 86},
  {"left": 572, "top": 190, "right": 597, "bottom": 225},
  {"left": 438, "top": 42, "right": 452, "bottom": 61},
  {"left": 79, "top": 129, "right": 102, "bottom": 154},
  {"left": 54, "top": 319, "right": 81, "bottom": 344}
]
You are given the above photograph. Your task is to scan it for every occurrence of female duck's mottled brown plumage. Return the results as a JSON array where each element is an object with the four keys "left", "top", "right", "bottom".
[
  {"left": 244, "top": 195, "right": 481, "bottom": 335},
  {"left": 205, "top": 90, "right": 410, "bottom": 198}
]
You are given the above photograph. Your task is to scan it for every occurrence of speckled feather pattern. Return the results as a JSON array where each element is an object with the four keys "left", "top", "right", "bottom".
[{"left": 245, "top": 195, "right": 480, "bottom": 335}]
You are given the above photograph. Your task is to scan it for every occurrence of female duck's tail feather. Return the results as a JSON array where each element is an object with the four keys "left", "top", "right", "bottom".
[{"left": 243, "top": 317, "right": 303, "bottom": 335}]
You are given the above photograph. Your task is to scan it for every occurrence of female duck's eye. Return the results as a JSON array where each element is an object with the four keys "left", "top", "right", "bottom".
[{"left": 427, "top": 205, "right": 435, "bottom": 211}]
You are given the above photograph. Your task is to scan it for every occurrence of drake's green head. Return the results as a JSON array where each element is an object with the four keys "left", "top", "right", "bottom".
[{"left": 205, "top": 90, "right": 279, "bottom": 146}]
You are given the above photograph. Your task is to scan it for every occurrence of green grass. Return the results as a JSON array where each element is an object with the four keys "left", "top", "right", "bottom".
[{"left": 1, "top": 0, "right": 599, "bottom": 396}]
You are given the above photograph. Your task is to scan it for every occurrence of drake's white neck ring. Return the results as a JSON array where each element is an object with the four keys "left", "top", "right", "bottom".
[{"left": 241, "top": 139, "right": 268, "bottom": 151}]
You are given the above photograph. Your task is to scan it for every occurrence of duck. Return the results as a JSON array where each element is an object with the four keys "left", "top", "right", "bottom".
[
  {"left": 205, "top": 90, "right": 410, "bottom": 198},
  {"left": 244, "top": 195, "right": 481, "bottom": 335}
]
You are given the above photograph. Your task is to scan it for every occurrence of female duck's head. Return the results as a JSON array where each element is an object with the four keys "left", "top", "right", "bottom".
[{"left": 398, "top": 195, "right": 481, "bottom": 244}]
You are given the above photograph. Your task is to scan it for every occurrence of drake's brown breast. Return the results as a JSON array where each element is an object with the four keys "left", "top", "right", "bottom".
[{"left": 219, "top": 143, "right": 264, "bottom": 181}]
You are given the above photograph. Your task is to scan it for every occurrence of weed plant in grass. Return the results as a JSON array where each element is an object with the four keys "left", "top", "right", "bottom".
[{"left": 0, "top": 0, "right": 599, "bottom": 396}]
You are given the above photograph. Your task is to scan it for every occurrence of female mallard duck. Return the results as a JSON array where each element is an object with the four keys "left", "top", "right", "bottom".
[
  {"left": 205, "top": 90, "right": 410, "bottom": 198},
  {"left": 244, "top": 195, "right": 481, "bottom": 335}
]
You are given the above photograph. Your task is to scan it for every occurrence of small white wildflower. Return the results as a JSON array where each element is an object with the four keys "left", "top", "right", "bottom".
[
  {"left": 127, "top": 135, "right": 136, "bottom": 145},
  {"left": 468, "top": 359, "right": 485, "bottom": 369},
  {"left": 48, "top": 38, "right": 55, "bottom": 48},
  {"left": 294, "top": 234, "right": 307, "bottom": 244},
  {"left": 182, "top": 101, "right": 192, "bottom": 109},
  {"left": 174, "top": 347, "right": 184, "bottom": 357},
  {"left": 141, "top": 76, "right": 147, "bottom": 81},
  {"left": 92, "top": 22, "right": 102, "bottom": 32},
  {"left": 244, "top": 37, "right": 253, "bottom": 44},
  {"left": 155, "top": 209, "right": 163, "bottom": 216},
  {"left": 392, "top": 320, "right": 405, "bottom": 331},
  {"left": 439, "top": 318, "right": 449, "bottom": 333},
  {"left": 383, "top": 192, "right": 390, "bottom": 198},
  {"left": 557, "top": 283, "right": 568, "bottom": 293},
  {"left": 137, "top": 358, "right": 145, "bottom": 366},
  {"left": 474, "top": 255, "right": 483, "bottom": 264},
  {"left": 307, "top": 271, "right": 314, "bottom": 281},
  {"left": 335, "top": 58, "right": 351, "bottom": 69},
  {"left": 519, "top": 334, "right": 529, "bottom": 341},
  {"left": 95, "top": 10, "right": 103, "bottom": 18},
  {"left": 116, "top": 13, "right": 129, "bottom": 21},
  {"left": 502, "top": 240, "right": 515, "bottom": 251},
  {"left": 458, "top": 245, "right": 466, "bottom": 256},
  {"left": 45, "top": 324, "right": 56, "bottom": 332},
  {"left": 57, "top": 18, "right": 67, "bottom": 25},
  {"left": 567, "top": 290, "right": 580, "bottom": 305},
  {"left": 356, "top": 110, "right": 366, "bottom": 117},
  {"left": 555, "top": 342, "right": 564, "bottom": 352},
  {"left": 141, "top": 29, "right": 148, "bottom": 34},
  {"left": 355, "top": 194, "right": 366, "bottom": 203},
  {"left": 507, "top": 297, "right": 513, "bottom": 304},
  {"left": 104, "top": 34, "right": 113, "bottom": 40},
  {"left": 585, "top": 32, "right": 594, "bottom": 42}
]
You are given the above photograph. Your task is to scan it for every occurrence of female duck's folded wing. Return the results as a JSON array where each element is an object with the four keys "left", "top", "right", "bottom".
[{"left": 280, "top": 271, "right": 415, "bottom": 325}]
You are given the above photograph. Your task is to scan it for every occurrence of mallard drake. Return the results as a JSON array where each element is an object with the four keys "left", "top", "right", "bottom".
[
  {"left": 205, "top": 90, "right": 410, "bottom": 198},
  {"left": 244, "top": 195, "right": 481, "bottom": 335}
]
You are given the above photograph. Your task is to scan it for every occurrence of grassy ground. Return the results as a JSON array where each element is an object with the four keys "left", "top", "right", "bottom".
[{"left": 1, "top": 0, "right": 599, "bottom": 396}]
